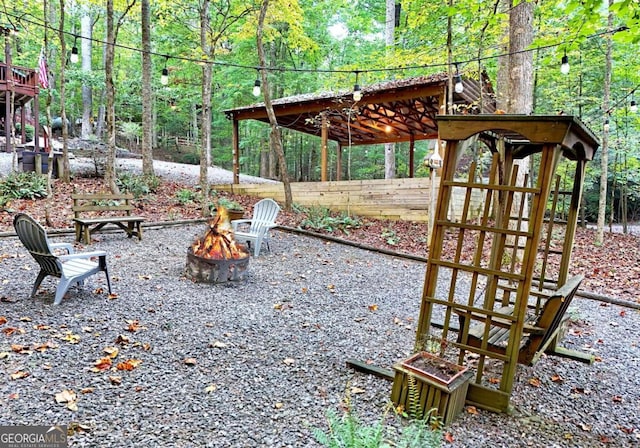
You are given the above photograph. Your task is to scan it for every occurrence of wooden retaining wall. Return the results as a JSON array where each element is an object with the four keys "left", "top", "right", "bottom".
[{"left": 213, "top": 177, "right": 484, "bottom": 223}]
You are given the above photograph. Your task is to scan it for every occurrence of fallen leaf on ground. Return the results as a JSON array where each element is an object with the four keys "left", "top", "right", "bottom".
[
  {"left": 103, "top": 346, "right": 119, "bottom": 359},
  {"left": 91, "top": 357, "right": 113, "bottom": 372},
  {"left": 117, "top": 359, "right": 142, "bottom": 371},
  {"left": 125, "top": 320, "right": 145, "bottom": 332},
  {"left": 528, "top": 377, "right": 541, "bottom": 387},
  {"left": 283, "top": 357, "right": 295, "bottom": 365},
  {"left": 0, "top": 316, "right": 7, "bottom": 325},
  {"left": 114, "top": 334, "right": 131, "bottom": 345},
  {"left": 466, "top": 406, "right": 479, "bottom": 415},
  {"left": 205, "top": 384, "right": 217, "bottom": 393},
  {"left": 444, "top": 432, "right": 455, "bottom": 443},
  {"left": 368, "top": 304, "right": 378, "bottom": 312},
  {"left": 10, "top": 370, "right": 29, "bottom": 380},
  {"left": 108, "top": 376, "right": 122, "bottom": 385},
  {"left": 209, "top": 340, "right": 227, "bottom": 349},
  {"left": 350, "top": 386, "right": 365, "bottom": 394},
  {"left": 551, "top": 374, "right": 564, "bottom": 383},
  {"left": 55, "top": 389, "right": 77, "bottom": 404},
  {"left": 184, "top": 358, "right": 197, "bottom": 366}
]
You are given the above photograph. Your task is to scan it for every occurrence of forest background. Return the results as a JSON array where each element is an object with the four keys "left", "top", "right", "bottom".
[{"left": 2, "top": 0, "right": 640, "bottom": 233}]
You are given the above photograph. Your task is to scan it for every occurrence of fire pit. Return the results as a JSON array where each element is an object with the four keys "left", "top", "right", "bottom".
[{"left": 185, "top": 208, "right": 250, "bottom": 284}]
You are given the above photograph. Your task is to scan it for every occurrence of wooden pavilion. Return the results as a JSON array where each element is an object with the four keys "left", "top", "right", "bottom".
[{"left": 224, "top": 73, "right": 496, "bottom": 183}]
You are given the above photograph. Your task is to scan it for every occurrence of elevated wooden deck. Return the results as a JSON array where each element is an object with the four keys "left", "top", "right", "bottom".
[{"left": 0, "top": 62, "right": 39, "bottom": 106}]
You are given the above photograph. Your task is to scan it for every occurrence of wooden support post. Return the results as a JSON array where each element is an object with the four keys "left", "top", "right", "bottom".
[
  {"left": 409, "top": 135, "right": 415, "bottom": 178},
  {"left": 336, "top": 143, "right": 342, "bottom": 181},
  {"left": 232, "top": 118, "right": 239, "bottom": 184},
  {"left": 321, "top": 112, "right": 328, "bottom": 182}
]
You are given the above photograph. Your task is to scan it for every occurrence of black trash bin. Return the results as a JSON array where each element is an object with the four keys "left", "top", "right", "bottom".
[{"left": 20, "top": 151, "right": 60, "bottom": 178}]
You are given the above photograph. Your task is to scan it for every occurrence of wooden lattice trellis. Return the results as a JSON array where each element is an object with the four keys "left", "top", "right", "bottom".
[{"left": 415, "top": 115, "right": 599, "bottom": 412}]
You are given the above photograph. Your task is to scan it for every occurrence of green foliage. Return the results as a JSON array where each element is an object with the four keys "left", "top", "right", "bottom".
[
  {"left": 0, "top": 172, "right": 47, "bottom": 200},
  {"left": 313, "top": 405, "right": 442, "bottom": 448},
  {"left": 116, "top": 173, "right": 160, "bottom": 198},
  {"left": 176, "top": 188, "right": 196, "bottom": 204},
  {"left": 381, "top": 228, "right": 399, "bottom": 246},
  {"left": 299, "top": 205, "right": 362, "bottom": 233},
  {"left": 14, "top": 123, "right": 35, "bottom": 141},
  {"left": 215, "top": 197, "right": 243, "bottom": 211}
]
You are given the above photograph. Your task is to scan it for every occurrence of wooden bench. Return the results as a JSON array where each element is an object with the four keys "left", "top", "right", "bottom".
[{"left": 72, "top": 193, "right": 144, "bottom": 244}]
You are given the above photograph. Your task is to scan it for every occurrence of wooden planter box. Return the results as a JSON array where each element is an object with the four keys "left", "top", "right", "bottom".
[{"left": 391, "top": 352, "right": 473, "bottom": 425}]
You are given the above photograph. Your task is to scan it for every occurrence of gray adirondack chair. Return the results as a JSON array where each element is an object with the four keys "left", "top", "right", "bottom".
[
  {"left": 13, "top": 213, "right": 112, "bottom": 305},
  {"left": 231, "top": 198, "right": 280, "bottom": 256}
]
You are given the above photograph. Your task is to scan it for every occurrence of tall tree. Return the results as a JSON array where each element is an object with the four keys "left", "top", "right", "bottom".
[
  {"left": 80, "top": 8, "right": 93, "bottom": 139},
  {"left": 596, "top": 3, "right": 613, "bottom": 245},
  {"left": 198, "top": 0, "right": 213, "bottom": 215},
  {"left": 104, "top": 0, "right": 136, "bottom": 193},
  {"left": 57, "top": 0, "right": 70, "bottom": 183},
  {"left": 257, "top": 0, "right": 292, "bottom": 210},
  {"left": 140, "top": 0, "right": 154, "bottom": 176},
  {"left": 383, "top": 0, "right": 395, "bottom": 179}
]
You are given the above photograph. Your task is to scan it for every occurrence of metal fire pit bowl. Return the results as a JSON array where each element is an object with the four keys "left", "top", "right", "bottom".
[{"left": 185, "top": 247, "right": 250, "bottom": 284}]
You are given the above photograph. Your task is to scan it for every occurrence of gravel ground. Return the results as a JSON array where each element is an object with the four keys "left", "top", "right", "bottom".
[
  {"left": 0, "top": 226, "right": 639, "bottom": 447},
  {"left": 0, "top": 152, "right": 273, "bottom": 185}
]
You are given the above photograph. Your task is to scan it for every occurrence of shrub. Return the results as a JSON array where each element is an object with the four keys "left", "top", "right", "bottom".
[
  {"left": 176, "top": 188, "right": 196, "bottom": 204},
  {"left": 299, "top": 205, "right": 362, "bottom": 233},
  {"left": 116, "top": 173, "right": 160, "bottom": 198},
  {"left": 314, "top": 406, "right": 442, "bottom": 448},
  {"left": 0, "top": 172, "right": 47, "bottom": 200}
]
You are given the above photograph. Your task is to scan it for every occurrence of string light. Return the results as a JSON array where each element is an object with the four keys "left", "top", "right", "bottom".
[
  {"left": 453, "top": 63, "right": 464, "bottom": 94},
  {"left": 560, "top": 50, "right": 570, "bottom": 75},
  {"left": 630, "top": 100, "right": 637, "bottom": 113},
  {"left": 603, "top": 118, "right": 610, "bottom": 132},
  {"left": 352, "top": 71, "right": 362, "bottom": 102},
  {"left": 252, "top": 69, "right": 261, "bottom": 96},
  {"left": 160, "top": 56, "right": 169, "bottom": 85},
  {"left": 70, "top": 35, "right": 79, "bottom": 64}
]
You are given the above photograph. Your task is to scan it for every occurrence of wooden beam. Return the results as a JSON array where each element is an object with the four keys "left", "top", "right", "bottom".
[{"left": 321, "top": 112, "right": 328, "bottom": 182}]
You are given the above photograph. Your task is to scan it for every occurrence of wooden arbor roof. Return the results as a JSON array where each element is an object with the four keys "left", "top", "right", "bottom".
[{"left": 224, "top": 73, "right": 496, "bottom": 182}]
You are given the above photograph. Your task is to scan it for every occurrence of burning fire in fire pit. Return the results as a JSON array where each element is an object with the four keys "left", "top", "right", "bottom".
[{"left": 185, "top": 208, "right": 250, "bottom": 283}]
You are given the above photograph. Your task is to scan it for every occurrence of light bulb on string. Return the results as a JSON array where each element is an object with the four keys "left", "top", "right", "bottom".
[
  {"left": 252, "top": 79, "right": 261, "bottom": 97},
  {"left": 630, "top": 100, "right": 637, "bottom": 113},
  {"left": 560, "top": 51, "right": 570, "bottom": 75},
  {"left": 70, "top": 36, "right": 79, "bottom": 64},
  {"left": 160, "top": 56, "right": 169, "bottom": 86},
  {"left": 603, "top": 118, "right": 610, "bottom": 132},
  {"left": 453, "top": 63, "right": 464, "bottom": 93},
  {"left": 352, "top": 71, "right": 362, "bottom": 102}
]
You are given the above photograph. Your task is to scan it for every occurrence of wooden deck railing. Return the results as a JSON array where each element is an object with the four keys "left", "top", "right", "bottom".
[{"left": 0, "top": 62, "right": 38, "bottom": 92}]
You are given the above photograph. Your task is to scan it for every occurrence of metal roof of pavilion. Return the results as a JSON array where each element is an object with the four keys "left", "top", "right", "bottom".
[{"left": 224, "top": 72, "right": 496, "bottom": 146}]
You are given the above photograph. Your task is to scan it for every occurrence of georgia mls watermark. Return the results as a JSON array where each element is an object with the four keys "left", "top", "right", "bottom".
[{"left": 0, "top": 426, "right": 67, "bottom": 448}]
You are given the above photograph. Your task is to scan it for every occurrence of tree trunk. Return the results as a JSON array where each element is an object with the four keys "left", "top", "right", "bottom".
[
  {"left": 384, "top": 0, "right": 396, "bottom": 179},
  {"left": 257, "top": 0, "right": 292, "bottom": 210},
  {"left": 141, "top": 0, "right": 154, "bottom": 176},
  {"left": 104, "top": 0, "right": 119, "bottom": 193},
  {"left": 506, "top": 1, "right": 534, "bottom": 114},
  {"left": 595, "top": 4, "right": 613, "bottom": 245},
  {"left": 58, "top": 0, "right": 71, "bottom": 183},
  {"left": 199, "top": 0, "right": 212, "bottom": 216},
  {"left": 80, "top": 12, "right": 93, "bottom": 139}
]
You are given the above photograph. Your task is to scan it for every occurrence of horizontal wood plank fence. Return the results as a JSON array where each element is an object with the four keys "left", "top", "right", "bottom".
[{"left": 213, "top": 178, "right": 484, "bottom": 223}]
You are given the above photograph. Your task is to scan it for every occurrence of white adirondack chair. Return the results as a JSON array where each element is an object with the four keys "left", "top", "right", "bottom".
[
  {"left": 231, "top": 198, "right": 280, "bottom": 256},
  {"left": 13, "top": 213, "right": 112, "bottom": 305}
]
